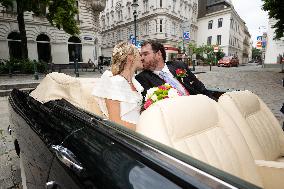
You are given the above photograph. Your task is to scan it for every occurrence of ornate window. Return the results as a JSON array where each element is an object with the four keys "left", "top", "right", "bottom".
[
  {"left": 218, "top": 18, "right": 223, "bottom": 28},
  {"left": 207, "top": 36, "right": 212, "bottom": 45},
  {"left": 160, "top": 19, "right": 163, "bottom": 32},
  {"left": 208, "top": 20, "right": 213, "bottom": 29},
  {"left": 217, "top": 35, "right": 222, "bottom": 45},
  {"left": 144, "top": 22, "right": 149, "bottom": 35}
]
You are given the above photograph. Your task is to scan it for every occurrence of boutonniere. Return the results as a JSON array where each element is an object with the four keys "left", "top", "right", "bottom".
[{"left": 175, "top": 68, "right": 187, "bottom": 82}]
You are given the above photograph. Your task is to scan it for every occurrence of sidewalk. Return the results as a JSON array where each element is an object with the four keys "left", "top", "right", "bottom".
[{"left": 0, "top": 70, "right": 103, "bottom": 85}]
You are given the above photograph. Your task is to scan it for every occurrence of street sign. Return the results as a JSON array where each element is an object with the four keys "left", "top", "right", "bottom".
[
  {"left": 213, "top": 46, "right": 219, "bottom": 52},
  {"left": 83, "top": 36, "right": 93, "bottom": 41},
  {"left": 256, "top": 36, "right": 262, "bottom": 42},
  {"left": 136, "top": 41, "right": 141, "bottom": 48},
  {"left": 131, "top": 38, "right": 136, "bottom": 45},
  {"left": 183, "top": 31, "right": 190, "bottom": 40},
  {"left": 256, "top": 41, "right": 262, "bottom": 49}
]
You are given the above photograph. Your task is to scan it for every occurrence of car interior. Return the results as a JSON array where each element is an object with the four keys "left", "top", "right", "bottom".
[{"left": 29, "top": 72, "right": 284, "bottom": 189}]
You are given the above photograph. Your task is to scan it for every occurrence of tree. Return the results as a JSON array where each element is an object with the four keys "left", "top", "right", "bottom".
[
  {"left": 262, "top": 0, "right": 284, "bottom": 39},
  {"left": 0, "top": 0, "right": 79, "bottom": 59},
  {"left": 187, "top": 42, "right": 203, "bottom": 66},
  {"left": 201, "top": 45, "right": 215, "bottom": 71},
  {"left": 216, "top": 49, "right": 225, "bottom": 61},
  {"left": 252, "top": 47, "right": 262, "bottom": 61}
]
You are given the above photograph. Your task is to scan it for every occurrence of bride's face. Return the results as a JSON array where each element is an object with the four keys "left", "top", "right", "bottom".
[{"left": 133, "top": 54, "right": 143, "bottom": 71}]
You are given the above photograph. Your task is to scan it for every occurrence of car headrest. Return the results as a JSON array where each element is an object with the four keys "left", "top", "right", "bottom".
[
  {"left": 221, "top": 91, "right": 261, "bottom": 118},
  {"left": 137, "top": 95, "right": 219, "bottom": 145}
]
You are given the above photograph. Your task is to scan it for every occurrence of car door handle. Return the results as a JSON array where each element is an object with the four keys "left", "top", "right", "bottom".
[{"left": 51, "top": 145, "right": 84, "bottom": 174}]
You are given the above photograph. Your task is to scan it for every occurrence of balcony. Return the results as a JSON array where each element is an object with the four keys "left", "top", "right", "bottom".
[{"left": 89, "top": 0, "right": 107, "bottom": 12}]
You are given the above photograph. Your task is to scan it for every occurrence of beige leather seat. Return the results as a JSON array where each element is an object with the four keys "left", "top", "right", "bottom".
[
  {"left": 30, "top": 72, "right": 104, "bottom": 117},
  {"left": 137, "top": 95, "right": 264, "bottom": 188},
  {"left": 218, "top": 90, "right": 284, "bottom": 188}
]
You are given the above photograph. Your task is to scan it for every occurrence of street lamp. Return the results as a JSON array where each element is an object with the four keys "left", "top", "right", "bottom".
[
  {"left": 132, "top": 0, "right": 139, "bottom": 46},
  {"left": 74, "top": 45, "right": 79, "bottom": 77}
]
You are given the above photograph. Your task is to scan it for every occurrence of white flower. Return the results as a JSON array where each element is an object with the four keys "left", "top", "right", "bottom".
[
  {"left": 146, "top": 87, "right": 158, "bottom": 99},
  {"left": 164, "top": 83, "right": 171, "bottom": 88},
  {"left": 168, "top": 88, "right": 179, "bottom": 98},
  {"left": 151, "top": 94, "right": 158, "bottom": 101}
]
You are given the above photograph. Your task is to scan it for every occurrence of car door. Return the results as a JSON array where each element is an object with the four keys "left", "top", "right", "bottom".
[
  {"left": 46, "top": 120, "right": 193, "bottom": 189},
  {"left": 11, "top": 95, "right": 86, "bottom": 189}
]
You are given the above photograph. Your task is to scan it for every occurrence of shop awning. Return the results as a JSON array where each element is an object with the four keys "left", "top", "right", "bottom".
[{"left": 164, "top": 45, "right": 179, "bottom": 54}]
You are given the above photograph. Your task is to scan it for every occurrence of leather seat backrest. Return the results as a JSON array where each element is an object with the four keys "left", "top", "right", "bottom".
[
  {"left": 218, "top": 91, "right": 284, "bottom": 161},
  {"left": 30, "top": 72, "right": 104, "bottom": 117},
  {"left": 76, "top": 78, "right": 104, "bottom": 116},
  {"left": 137, "top": 95, "right": 263, "bottom": 187}
]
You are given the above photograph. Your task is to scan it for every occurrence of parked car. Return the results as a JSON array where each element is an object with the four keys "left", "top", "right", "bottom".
[{"left": 217, "top": 56, "right": 239, "bottom": 67}]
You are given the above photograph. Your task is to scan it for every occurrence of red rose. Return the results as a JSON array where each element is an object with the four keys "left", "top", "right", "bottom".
[
  {"left": 176, "top": 69, "right": 187, "bottom": 78},
  {"left": 144, "top": 99, "right": 153, "bottom": 109},
  {"left": 158, "top": 85, "right": 167, "bottom": 90}
]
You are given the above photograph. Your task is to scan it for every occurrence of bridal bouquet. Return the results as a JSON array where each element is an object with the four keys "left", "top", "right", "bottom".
[{"left": 144, "top": 83, "right": 182, "bottom": 110}]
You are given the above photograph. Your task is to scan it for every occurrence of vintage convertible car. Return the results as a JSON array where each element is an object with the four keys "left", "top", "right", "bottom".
[{"left": 8, "top": 73, "right": 284, "bottom": 189}]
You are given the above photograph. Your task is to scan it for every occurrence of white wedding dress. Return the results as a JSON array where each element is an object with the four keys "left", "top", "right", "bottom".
[{"left": 92, "top": 70, "right": 144, "bottom": 124}]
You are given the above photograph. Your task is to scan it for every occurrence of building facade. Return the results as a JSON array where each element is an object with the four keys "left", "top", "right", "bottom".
[
  {"left": 100, "top": 0, "right": 198, "bottom": 61},
  {"left": 0, "top": 0, "right": 106, "bottom": 65},
  {"left": 197, "top": 0, "right": 251, "bottom": 64},
  {"left": 264, "top": 18, "right": 284, "bottom": 66}
]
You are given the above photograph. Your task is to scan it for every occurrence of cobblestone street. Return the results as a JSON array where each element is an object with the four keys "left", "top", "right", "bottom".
[
  {"left": 197, "top": 64, "right": 284, "bottom": 121},
  {"left": 0, "top": 64, "right": 283, "bottom": 188},
  {"left": 0, "top": 96, "right": 21, "bottom": 189}
]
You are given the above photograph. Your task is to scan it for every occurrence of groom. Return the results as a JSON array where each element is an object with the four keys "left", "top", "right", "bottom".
[{"left": 135, "top": 40, "right": 216, "bottom": 101}]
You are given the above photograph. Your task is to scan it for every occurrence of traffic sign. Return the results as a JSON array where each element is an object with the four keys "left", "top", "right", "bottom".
[
  {"left": 213, "top": 46, "right": 219, "bottom": 52},
  {"left": 183, "top": 31, "right": 190, "bottom": 40},
  {"left": 256, "top": 36, "right": 262, "bottom": 42},
  {"left": 256, "top": 41, "right": 262, "bottom": 49},
  {"left": 136, "top": 41, "right": 141, "bottom": 48}
]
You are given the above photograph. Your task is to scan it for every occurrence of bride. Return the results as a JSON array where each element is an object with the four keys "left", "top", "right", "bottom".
[{"left": 92, "top": 42, "right": 144, "bottom": 130}]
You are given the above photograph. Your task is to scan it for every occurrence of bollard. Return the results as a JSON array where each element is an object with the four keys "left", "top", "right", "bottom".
[
  {"left": 8, "top": 63, "right": 12, "bottom": 78},
  {"left": 33, "top": 60, "right": 39, "bottom": 80},
  {"left": 192, "top": 60, "right": 196, "bottom": 71}
]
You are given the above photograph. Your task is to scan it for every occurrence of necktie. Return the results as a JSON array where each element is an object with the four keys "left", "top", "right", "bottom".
[{"left": 159, "top": 71, "right": 186, "bottom": 95}]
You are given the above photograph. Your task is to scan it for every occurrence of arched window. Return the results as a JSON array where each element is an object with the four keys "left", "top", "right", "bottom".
[
  {"left": 68, "top": 36, "right": 82, "bottom": 62},
  {"left": 36, "top": 34, "right": 51, "bottom": 63},
  {"left": 7, "top": 32, "right": 22, "bottom": 59}
]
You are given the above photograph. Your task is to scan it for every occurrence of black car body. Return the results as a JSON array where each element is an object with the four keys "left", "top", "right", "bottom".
[{"left": 8, "top": 89, "right": 260, "bottom": 189}]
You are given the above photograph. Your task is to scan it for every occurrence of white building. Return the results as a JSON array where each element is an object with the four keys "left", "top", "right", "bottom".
[
  {"left": 264, "top": 18, "right": 284, "bottom": 67},
  {"left": 100, "top": 0, "right": 198, "bottom": 61},
  {"left": 197, "top": 0, "right": 251, "bottom": 64},
  {"left": 0, "top": 0, "right": 105, "bottom": 65}
]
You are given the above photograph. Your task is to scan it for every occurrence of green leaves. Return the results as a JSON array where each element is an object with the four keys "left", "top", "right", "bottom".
[
  {"left": 0, "top": 0, "right": 80, "bottom": 35},
  {"left": 262, "top": 0, "right": 284, "bottom": 39},
  {"left": 46, "top": 0, "right": 79, "bottom": 35},
  {"left": 0, "top": 0, "right": 13, "bottom": 7}
]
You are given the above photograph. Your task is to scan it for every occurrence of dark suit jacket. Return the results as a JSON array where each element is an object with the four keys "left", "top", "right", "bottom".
[{"left": 135, "top": 61, "right": 216, "bottom": 101}]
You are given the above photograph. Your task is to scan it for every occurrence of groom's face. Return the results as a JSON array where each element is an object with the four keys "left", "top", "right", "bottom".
[{"left": 140, "top": 44, "right": 159, "bottom": 71}]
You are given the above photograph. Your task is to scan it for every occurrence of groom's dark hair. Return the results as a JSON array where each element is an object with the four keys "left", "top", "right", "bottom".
[{"left": 141, "top": 40, "right": 166, "bottom": 62}]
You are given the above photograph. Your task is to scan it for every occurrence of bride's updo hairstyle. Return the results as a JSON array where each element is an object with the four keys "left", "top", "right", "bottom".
[{"left": 111, "top": 42, "right": 140, "bottom": 75}]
